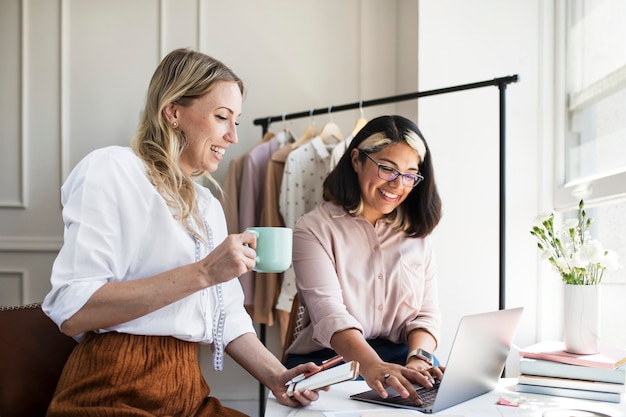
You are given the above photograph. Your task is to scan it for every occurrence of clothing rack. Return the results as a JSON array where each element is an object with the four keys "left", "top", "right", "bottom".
[{"left": 252, "top": 74, "right": 519, "bottom": 415}]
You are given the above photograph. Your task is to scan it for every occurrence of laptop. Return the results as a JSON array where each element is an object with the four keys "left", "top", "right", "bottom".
[{"left": 350, "top": 307, "right": 523, "bottom": 413}]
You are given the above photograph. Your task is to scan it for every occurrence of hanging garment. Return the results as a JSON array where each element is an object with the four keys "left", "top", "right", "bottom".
[
  {"left": 252, "top": 140, "right": 295, "bottom": 326},
  {"left": 329, "top": 133, "right": 354, "bottom": 171},
  {"left": 238, "top": 135, "right": 282, "bottom": 307},
  {"left": 276, "top": 136, "right": 335, "bottom": 341},
  {"left": 220, "top": 152, "right": 248, "bottom": 236}
]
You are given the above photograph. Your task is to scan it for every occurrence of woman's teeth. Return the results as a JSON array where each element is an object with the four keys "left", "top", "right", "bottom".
[
  {"left": 210, "top": 145, "right": 225, "bottom": 156},
  {"left": 380, "top": 189, "right": 398, "bottom": 199}
]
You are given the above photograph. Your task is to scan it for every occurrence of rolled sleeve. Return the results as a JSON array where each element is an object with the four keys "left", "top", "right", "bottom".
[{"left": 43, "top": 147, "right": 150, "bottom": 335}]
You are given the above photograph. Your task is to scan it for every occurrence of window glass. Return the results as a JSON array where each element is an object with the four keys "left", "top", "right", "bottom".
[
  {"left": 565, "top": 0, "right": 626, "bottom": 184},
  {"left": 559, "top": 0, "right": 626, "bottom": 284},
  {"left": 567, "top": 89, "right": 626, "bottom": 182},
  {"left": 567, "top": 0, "right": 626, "bottom": 93}
]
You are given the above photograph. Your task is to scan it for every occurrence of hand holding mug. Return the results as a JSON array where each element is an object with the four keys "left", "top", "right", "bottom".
[{"left": 246, "top": 227, "right": 293, "bottom": 273}]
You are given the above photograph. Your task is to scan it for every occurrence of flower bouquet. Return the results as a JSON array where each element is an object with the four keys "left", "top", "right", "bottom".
[
  {"left": 531, "top": 199, "right": 620, "bottom": 353},
  {"left": 530, "top": 199, "right": 619, "bottom": 285}
]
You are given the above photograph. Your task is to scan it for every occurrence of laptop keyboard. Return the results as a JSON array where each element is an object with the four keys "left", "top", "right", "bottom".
[{"left": 391, "top": 381, "right": 441, "bottom": 407}]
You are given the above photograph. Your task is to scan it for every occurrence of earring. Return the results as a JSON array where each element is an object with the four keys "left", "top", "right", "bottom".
[{"left": 172, "top": 121, "right": 178, "bottom": 129}]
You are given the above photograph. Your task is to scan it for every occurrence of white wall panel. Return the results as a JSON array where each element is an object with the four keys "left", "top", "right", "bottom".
[
  {"left": 0, "top": 271, "right": 24, "bottom": 306},
  {"left": 1, "top": 0, "right": 64, "bottom": 248},
  {"left": 0, "top": 0, "right": 24, "bottom": 208},
  {"left": 162, "top": 0, "right": 199, "bottom": 53},
  {"left": 0, "top": 251, "right": 59, "bottom": 304},
  {"left": 62, "top": 0, "right": 160, "bottom": 176},
  {"left": 198, "top": 0, "right": 366, "bottom": 184},
  {"left": 24, "top": 0, "right": 63, "bottom": 239}
]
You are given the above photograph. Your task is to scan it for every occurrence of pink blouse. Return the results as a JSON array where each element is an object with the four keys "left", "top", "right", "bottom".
[{"left": 287, "top": 201, "right": 441, "bottom": 355}]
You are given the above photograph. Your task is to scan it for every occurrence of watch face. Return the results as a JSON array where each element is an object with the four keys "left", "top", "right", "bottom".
[{"left": 418, "top": 348, "right": 433, "bottom": 361}]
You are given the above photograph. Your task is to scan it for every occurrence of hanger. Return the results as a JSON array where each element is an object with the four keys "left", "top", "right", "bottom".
[
  {"left": 319, "top": 106, "right": 344, "bottom": 143},
  {"left": 292, "top": 109, "right": 319, "bottom": 148},
  {"left": 351, "top": 101, "right": 368, "bottom": 137},
  {"left": 262, "top": 131, "right": 275, "bottom": 142}
]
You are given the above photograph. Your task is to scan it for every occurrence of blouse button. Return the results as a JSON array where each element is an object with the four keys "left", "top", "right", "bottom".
[
  {"left": 373, "top": 245, "right": 380, "bottom": 251},
  {"left": 377, "top": 304, "right": 383, "bottom": 311},
  {"left": 377, "top": 273, "right": 383, "bottom": 280}
]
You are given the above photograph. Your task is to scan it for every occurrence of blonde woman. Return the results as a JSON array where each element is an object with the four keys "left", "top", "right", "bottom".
[{"left": 43, "top": 48, "right": 322, "bottom": 416}]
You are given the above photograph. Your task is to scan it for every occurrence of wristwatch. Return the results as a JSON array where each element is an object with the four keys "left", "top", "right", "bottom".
[{"left": 407, "top": 348, "right": 433, "bottom": 365}]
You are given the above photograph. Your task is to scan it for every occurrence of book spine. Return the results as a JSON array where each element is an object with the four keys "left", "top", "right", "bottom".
[
  {"left": 518, "top": 374, "right": 625, "bottom": 393},
  {"left": 516, "top": 383, "right": 622, "bottom": 403},
  {"left": 519, "top": 358, "right": 626, "bottom": 384},
  {"left": 519, "top": 350, "right": 626, "bottom": 370}
]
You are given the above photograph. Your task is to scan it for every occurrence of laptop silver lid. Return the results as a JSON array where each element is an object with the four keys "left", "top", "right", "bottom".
[
  {"left": 350, "top": 307, "right": 524, "bottom": 413},
  {"left": 431, "top": 307, "right": 523, "bottom": 412}
]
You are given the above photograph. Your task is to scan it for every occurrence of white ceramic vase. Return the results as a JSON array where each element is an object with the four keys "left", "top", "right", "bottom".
[{"left": 563, "top": 283, "right": 601, "bottom": 354}]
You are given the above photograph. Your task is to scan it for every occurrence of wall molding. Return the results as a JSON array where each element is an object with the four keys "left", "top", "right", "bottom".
[
  {"left": 0, "top": 269, "right": 25, "bottom": 306},
  {"left": 0, "top": 201, "right": 26, "bottom": 209},
  {"left": 60, "top": 0, "right": 70, "bottom": 181},
  {"left": 0, "top": 236, "right": 62, "bottom": 252},
  {"left": 0, "top": 0, "right": 26, "bottom": 208}
]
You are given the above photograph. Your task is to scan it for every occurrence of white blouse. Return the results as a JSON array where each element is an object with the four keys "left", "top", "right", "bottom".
[{"left": 42, "top": 146, "right": 255, "bottom": 348}]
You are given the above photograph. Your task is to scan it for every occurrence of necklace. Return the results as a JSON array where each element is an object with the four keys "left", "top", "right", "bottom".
[{"left": 193, "top": 219, "right": 226, "bottom": 371}]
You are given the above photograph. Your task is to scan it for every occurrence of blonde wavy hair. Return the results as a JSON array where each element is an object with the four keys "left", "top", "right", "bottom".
[{"left": 131, "top": 49, "right": 244, "bottom": 237}]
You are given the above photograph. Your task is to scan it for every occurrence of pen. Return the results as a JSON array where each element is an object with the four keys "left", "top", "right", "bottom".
[{"left": 285, "top": 355, "right": 344, "bottom": 385}]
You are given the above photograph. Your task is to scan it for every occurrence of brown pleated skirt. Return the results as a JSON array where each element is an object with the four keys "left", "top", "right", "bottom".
[{"left": 46, "top": 331, "right": 248, "bottom": 417}]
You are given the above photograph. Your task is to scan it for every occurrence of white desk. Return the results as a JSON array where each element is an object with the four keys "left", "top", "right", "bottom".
[{"left": 265, "top": 379, "right": 626, "bottom": 417}]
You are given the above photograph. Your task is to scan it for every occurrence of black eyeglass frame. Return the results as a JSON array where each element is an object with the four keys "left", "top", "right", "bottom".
[{"left": 359, "top": 150, "right": 424, "bottom": 188}]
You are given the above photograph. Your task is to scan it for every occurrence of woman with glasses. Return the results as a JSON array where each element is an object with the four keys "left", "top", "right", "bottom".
[{"left": 284, "top": 115, "right": 444, "bottom": 406}]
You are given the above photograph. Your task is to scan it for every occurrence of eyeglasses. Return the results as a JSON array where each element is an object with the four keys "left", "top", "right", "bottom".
[{"left": 360, "top": 150, "right": 424, "bottom": 188}]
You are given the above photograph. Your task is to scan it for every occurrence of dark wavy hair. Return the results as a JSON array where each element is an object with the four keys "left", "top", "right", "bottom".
[{"left": 323, "top": 115, "right": 442, "bottom": 237}]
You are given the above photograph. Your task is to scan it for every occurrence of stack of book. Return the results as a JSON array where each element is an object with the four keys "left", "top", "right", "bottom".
[{"left": 517, "top": 340, "right": 626, "bottom": 403}]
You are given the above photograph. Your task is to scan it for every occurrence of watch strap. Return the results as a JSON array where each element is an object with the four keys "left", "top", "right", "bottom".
[{"left": 406, "top": 348, "right": 433, "bottom": 365}]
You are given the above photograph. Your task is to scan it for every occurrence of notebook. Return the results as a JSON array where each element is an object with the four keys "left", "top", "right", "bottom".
[
  {"left": 350, "top": 307, "right": 523, "bottom": 413},
  {"left": 286, "top": 361, "right": 360, "bottom": 397}
]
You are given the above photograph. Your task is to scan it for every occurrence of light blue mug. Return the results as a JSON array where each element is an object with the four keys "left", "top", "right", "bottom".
[{"left": 246, "top": 227, "right": 293, "bottom": 273}]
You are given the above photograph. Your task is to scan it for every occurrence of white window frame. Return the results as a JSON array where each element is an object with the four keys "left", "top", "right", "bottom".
[{"left": 554, "top": 0, "right": 626, "bottom": 211}]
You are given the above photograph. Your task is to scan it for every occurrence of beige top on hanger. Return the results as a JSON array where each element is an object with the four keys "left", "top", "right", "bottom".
[
  {"left": 351, "top": 117, "right": 367, "bottom": 137},
  {"left": 292, "top": 124, "right": 318, "bottom": 148},
  {"left": 319, "top": 121, "right": 344, "bottom": 143}
]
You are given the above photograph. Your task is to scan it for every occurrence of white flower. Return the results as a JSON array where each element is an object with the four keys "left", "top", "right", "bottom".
[
  {"left": 555, "top": 258, "right": 571, "bottom": 273},
  {"left": 530, "top": 199, "right": 620, "bottom": 285},
  {"left": 602, "top": 250, "right": 620, "bottom": 271},
  {"left": 570, "top": 251, "right": 589, "bottom": 269},
  {"left": 580, "top": 240, "right": 604, "bottom": 264}
]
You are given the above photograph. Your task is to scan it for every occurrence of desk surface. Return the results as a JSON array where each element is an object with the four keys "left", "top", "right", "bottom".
[{"left": 265, "top": 378, "right": 626, "bottom": 417}]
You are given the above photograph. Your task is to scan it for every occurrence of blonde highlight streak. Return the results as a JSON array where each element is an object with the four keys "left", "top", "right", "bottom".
[{"left": 405, "top": 131, "right": 427, "bottom": 164}]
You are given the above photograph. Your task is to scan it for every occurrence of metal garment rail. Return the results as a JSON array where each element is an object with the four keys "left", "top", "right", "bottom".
[{"left": 252, "top": 74, "right": 519, "bottom": 416}]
